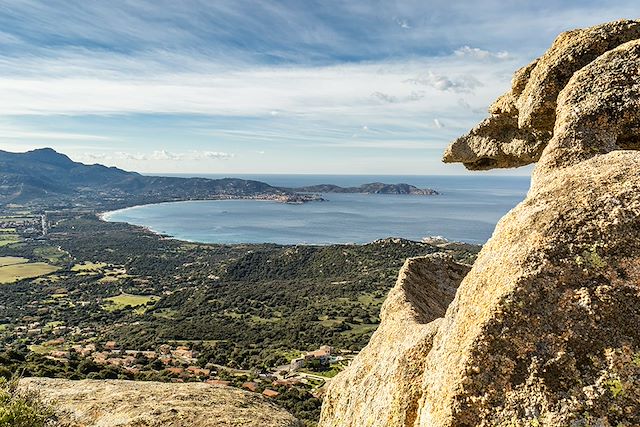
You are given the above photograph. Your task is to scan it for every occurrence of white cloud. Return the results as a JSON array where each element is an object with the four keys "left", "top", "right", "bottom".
[
  {"left": 202, "top": 151, "right": 234, "bottom": 160},
  {"left": 454, "top": 46, "right": 510, "bottom": 60},
  {"left": 393, "top": 17, "right": 411, "bottom": 29},
  {"left": 149, "top": 150, "right": 234, "bottom": 161},
  {"left": 151, "top": 150, "right": 182, "bottom": 160},
  {"left": 0, "top": 50, "right": 515, "bottom": 119},
  {"left": 81, "top": 153, "right": 109, "bottom": 161},
  {"left": 405, "top": 71, "right": 483, "bottom": 93},
  {"left": 76, "top": 150, "right": 235, "bottom": 163},
  {"left": 371, "top": 91, "right": 398, "bottom": 103},
  {"left": 115, "top": 152, "right": 148, "bottom": 161},
  {"left": 0, "top": 126, "right": 112, "bottom": 141}
]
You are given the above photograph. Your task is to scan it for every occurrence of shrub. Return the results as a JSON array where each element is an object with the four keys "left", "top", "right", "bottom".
[{"left": 0, "top": 377, "right": 56, "bottom": 427}]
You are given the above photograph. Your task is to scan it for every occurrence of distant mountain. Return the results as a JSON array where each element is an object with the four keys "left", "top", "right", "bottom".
[
  {"left": 291, "top": 182, "right": 438, "bottom": 195},
  {"left": 0, "top": 148, "right": 439, "bottom": 209},
  {"left": 0, "top": 148, "right": 298, "bottom": 208}
]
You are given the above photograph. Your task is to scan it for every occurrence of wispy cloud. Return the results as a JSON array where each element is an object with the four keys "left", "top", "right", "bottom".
[
  {"left": 0, "top": 54, "right": 514, "bottom": 117},
  {"left": 76, "top": 149, "right": 234, "bottom": 164},
  {"left": 0, "top": 0, "right": 637, "bottom": 174},
  {"left": 405, "top": 71, "right": 483, "bottom": 93},
  {"left": 454, "top": 46, "right": 510, "bottom": 60},
  {"left": 0, "top": 124, "right": 112, "bottom": 141}
]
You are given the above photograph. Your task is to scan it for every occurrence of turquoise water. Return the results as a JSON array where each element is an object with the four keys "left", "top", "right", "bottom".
[{"left": 103, "top": 175, "right": 530, "bottom": 245}]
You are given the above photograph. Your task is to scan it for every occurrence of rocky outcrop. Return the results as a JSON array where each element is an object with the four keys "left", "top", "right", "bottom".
[
  {"left": 321, "top": 19, "right": 640, "bottom": 427},
  {"left": 320, "top": 255, "right": 470, "bottom": 426},
  {"left": 443, "top": 19, "right": 640, "bottom": 170},
  {"left": 21, "top": 378, "right": 301, "bottom": 427}
]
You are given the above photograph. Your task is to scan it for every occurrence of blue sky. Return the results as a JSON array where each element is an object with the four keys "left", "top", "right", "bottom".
[{"left": 0, "top": 1, "right": 637, "bottom": 175}]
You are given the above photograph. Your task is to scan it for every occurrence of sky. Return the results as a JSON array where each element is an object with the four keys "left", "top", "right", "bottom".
[{"left": 0, "top": 1, "right": 637, "bottom": 175}]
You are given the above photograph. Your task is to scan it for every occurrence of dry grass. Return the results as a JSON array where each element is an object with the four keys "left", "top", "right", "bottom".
[{"left": 0, "top": 263, "right": 59, "bottom": 284}]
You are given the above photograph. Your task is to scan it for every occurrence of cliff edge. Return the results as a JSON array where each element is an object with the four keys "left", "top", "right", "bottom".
[{"left": 320, "top": 19, "right": 640, "bottom": 427}]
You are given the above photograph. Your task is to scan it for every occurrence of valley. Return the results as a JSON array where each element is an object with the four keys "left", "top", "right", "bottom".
[{"left": 0, "top": 205, "right": 479, "bottom": 425}]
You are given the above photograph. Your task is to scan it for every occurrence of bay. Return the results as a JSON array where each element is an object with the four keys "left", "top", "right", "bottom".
[{"left": 103, "top": 175, "right": 530, "bottom": 245}]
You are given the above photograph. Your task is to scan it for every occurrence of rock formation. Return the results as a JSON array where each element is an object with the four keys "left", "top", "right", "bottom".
[
  {"left": 443, "top": 19, "right": 640, "bottom": 170},
  {"left": 21, "top": 378, "right": 301, "bottom": 427},
  {"left": 320, "top": 255, "right": 470, "bottom": 427},
  {"left": 320, "top": 19, "right": 640, "bottom": 427}
]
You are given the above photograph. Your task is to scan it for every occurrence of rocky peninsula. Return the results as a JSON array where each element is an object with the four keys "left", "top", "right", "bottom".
[{"left": 291, "top": 183, "right": 438, "bottom": 196}]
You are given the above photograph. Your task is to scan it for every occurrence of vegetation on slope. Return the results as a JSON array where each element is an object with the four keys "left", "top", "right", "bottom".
[{"left": 0, "top": 376, "right": 55, "bottom": 427}]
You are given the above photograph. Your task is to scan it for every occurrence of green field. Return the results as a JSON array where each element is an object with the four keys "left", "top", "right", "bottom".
[
  {"left": 103, "top": 293, "right": 160, "bottom": 313},
  {"left": 0, "top": 234, "right": 20, "bottom": 247},
  {"left": 0, "top": 256, "right": 29, "bottom": 267},
  {"left": 0, "top": 262, "right": 59, "bottom": 284},
  {"left": 33, "top": 246, "right": 70, "bottom": 264},
  {"left": 71, "top": 261, "right": 108, "bottom": 272}
]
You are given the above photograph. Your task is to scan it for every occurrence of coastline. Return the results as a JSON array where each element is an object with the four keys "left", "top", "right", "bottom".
[
  {"left": 97, "top": 196, "right": 491, "bottom": 246},
  {"left": 99, "top": 208, "right": 465, "bottom": 248}
]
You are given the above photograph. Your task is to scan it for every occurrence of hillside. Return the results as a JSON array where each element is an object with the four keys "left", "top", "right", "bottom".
[
  {"left": 0, "top": 148, "right": 300, "bottom": 208},
  {"left": 0, "top": 149, "right": 439, "bottom": 209}
]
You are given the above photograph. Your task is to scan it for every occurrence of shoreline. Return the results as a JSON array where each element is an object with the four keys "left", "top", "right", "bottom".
[{"left": 98, "top": 201, "right": 478, "bottom": 247}]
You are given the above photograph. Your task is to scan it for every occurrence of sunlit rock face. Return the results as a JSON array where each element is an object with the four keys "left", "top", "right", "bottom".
[
  {"left": 320, "top": 19, "right": 640, "bottom": 427},
  {"left": 319, "top": 255, "right": 470, "bottom": 427},
  {"left": 21, "top": 378, "right": 302, "bottom": 427}
]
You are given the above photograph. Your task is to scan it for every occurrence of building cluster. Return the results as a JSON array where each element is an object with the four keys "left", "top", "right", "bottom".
[
  {"left": 0, "top": 215, "right": 45, "bottom": 237},
  {"left": 40, "top": 340, "right": 210, "bottom": 379},
  {"left": 290, "top": 345, "right": 338, "bottom": 371}
]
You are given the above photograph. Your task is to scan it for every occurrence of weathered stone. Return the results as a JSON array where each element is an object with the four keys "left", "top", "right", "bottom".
[
  {"left": 20, "top": 378, "right": 301, "bottom": 427},
  {"left": 319, "top": 255, "right": 470, "bottom": 427},
  {"left": 426, "top": 23, "right": 640, "bottom": 427},
  {"left": 517, "top": 19, "right": 640, "bottom": 132},
  {"left": 419, "top": 151, "right": 640, "bottom": 426},
  {"left": 444, "top": 19, "right": 640, "bottom": 171},
  {"left": 442, "top": 114, "right": 546, "bottom": 170}
]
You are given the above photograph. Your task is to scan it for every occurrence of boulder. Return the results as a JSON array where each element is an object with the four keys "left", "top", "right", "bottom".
[
  {"left": 443, "top": 19, "right": 640, "bottom": 171},
  {"left": 20, "top": 378, "right": 301, "bottom": 427},
  {"left": 421, "top": 34, "right": 640, "bottom": 427}
]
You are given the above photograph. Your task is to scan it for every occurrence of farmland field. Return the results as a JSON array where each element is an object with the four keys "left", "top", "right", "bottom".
[
  {"left": 71, "top": 261, "right": 108, "bottom": 272},
  {"left": 0, "top": 256, "right": 29, "bottom": 267},
  {"left": 0, "top": 262, "right": 59, "bottom": 284},
  {"left": 103, "top": 293, "right": 160, "bottom": 313},
  {"left": 0, "top": 234, "right": 19, "bottom": 247}
]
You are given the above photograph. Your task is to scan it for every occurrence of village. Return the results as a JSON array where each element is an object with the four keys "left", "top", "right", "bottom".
[{"left": 23, "top": 329, "right": 355, "bottom": 399}]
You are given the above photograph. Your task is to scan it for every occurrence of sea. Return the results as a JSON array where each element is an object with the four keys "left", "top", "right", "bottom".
[{"left": 102, "top": 175, "right": 531, "bottom": 245}]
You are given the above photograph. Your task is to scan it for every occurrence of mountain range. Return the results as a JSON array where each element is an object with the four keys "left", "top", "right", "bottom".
[
  {"left": 0, "top": 148, "right": 291, "bottom": 207},
  {"left": 0, "top": 148, "right": 437, "bottom": 208}
]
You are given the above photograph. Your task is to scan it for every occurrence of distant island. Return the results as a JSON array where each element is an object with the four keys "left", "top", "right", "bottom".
[
  {"left": 0, "top": 148, "right": 438, "bottom": 211},
  {"left": 291, "top": 183, "right": 438, "bottom": 195}
]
